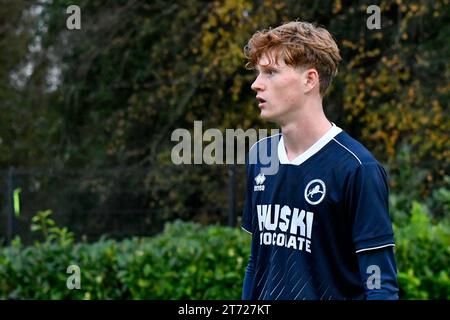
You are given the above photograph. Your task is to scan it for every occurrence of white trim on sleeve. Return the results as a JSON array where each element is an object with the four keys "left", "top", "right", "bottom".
[{"left": 355, "top": 243, "right": 395, "bottom": 254}]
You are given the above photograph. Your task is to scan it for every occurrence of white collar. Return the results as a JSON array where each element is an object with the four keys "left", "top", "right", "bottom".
[{"left": 278, "top": 123, "right": 342, "bottom": 165}]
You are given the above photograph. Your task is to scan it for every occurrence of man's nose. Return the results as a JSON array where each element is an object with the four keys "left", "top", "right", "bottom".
[{"left": 251, "top": 75, "right": 265, "bottom": 92}]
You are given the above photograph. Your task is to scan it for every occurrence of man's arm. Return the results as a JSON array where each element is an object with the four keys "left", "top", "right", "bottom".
[
  {"left": 357, "top": 246, "right": 399, "bottom": 300},
  {"left": 345, "top": 162, "right": 399, "bottom": 299}
]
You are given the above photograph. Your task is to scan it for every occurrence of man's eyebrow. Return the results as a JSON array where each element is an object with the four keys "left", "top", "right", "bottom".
[{"left": 255, "top": 65, "right": 278, "bottom": 72}]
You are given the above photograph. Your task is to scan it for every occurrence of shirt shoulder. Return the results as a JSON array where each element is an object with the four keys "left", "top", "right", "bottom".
[{"left": 330, "top": 131, "right": 382, "bottom": 172}]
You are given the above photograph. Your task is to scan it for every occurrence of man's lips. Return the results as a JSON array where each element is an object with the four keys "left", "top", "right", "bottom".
[{"left": 256, "top": 96, "right": 266, "bottom": 107}]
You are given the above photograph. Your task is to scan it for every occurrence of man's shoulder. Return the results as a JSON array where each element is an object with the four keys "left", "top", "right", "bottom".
[{"left": 331, "top": 131, "right": 382, "bottom": 171}]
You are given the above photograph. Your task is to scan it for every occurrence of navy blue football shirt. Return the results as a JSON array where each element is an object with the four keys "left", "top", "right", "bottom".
[{"left": 241, "top": 124, "right": 396, "bottom": 300}]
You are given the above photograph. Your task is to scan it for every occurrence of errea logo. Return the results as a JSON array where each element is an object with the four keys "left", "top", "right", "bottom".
[
  {"left": 304, "top": 179, "right": 326, "bottom": 205},
  {"left": 254, "top": 172, "right": 266, "bottom": 192}
]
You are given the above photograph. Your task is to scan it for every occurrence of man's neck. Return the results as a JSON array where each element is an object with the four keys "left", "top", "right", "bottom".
[{"left": 280, "top": 104, "right": 332, "bottom": 162}]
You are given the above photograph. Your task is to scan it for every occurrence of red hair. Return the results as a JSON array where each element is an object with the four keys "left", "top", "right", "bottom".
[{"left": 244, "top": 21, "right": 342, "bottom": 96}]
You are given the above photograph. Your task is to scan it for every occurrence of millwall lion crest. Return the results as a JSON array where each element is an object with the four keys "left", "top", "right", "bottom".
[{"left": 304, "top": 179, "right": 326, "bottom": 205}]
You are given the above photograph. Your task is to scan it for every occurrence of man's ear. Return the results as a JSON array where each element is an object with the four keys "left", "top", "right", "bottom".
[{"left": 304, "top": 68, "right": 320, "bottom": 93}]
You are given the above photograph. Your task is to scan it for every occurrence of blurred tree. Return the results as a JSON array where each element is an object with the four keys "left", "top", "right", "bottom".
[{"left": 0, "top": 0, "right": 61, "bottom": 167}]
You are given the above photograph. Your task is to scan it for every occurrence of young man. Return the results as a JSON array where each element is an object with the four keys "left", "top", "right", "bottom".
[{"left": 241, "top": 21, "right": 399, "bottom": 300}]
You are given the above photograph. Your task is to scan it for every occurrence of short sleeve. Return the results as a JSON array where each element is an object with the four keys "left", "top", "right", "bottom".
[{"left": 346, "top": 162, "right": 395, "bottom": 253}]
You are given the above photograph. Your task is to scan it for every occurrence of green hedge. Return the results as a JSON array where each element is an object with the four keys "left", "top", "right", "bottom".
[
  {"left": 0, "top": 205, "right": 449, "bottom": 299},
  {"left": 395, "top": 202, "right": 450, "bottom": 299},
  {"left": 0, "top": 220, "right": 250, "bottom": 299}
]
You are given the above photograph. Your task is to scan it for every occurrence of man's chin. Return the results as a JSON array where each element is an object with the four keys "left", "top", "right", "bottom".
[{"left": 260, "top": 111, "right": 277, "bottom": 123}]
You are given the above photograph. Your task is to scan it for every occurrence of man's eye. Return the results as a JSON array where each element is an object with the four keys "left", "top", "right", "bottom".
[{"left": 254, "top": 69, "right": 276, "bottom": 77}]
